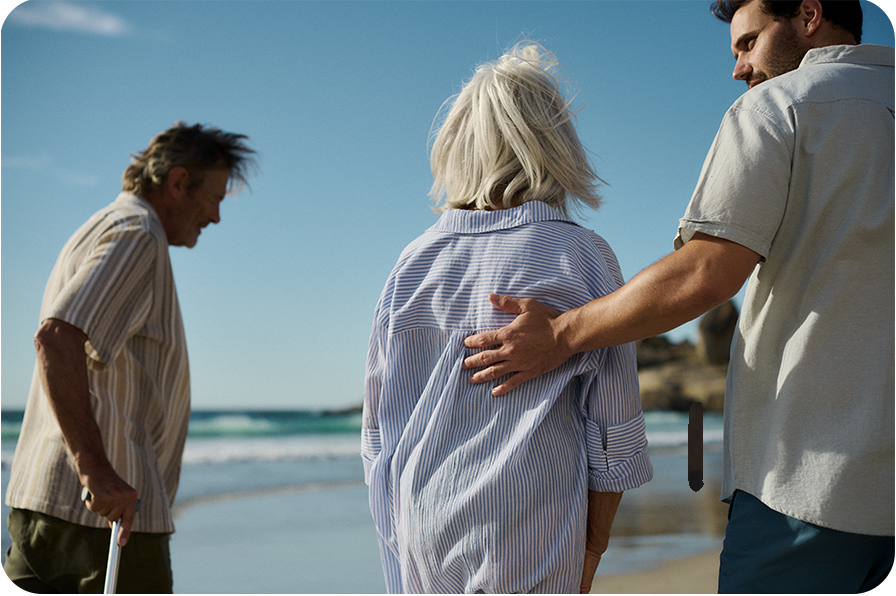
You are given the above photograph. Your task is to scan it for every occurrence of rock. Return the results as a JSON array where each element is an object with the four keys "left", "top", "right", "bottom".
[
  {"left": 636, "top": 336, "right": 694, "bottom": 369},
  {"left": 635, "top": 304, "right": 738, "bottom": 412},
  {"left": 638, "top": 360, "right": 728, "bottom": 412},
  {"left": 696, "top": 300, "right": 739, "bottom": 365}
]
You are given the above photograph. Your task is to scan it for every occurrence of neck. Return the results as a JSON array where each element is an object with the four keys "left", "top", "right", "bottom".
[{"left": 809, "top": 25, "right": 858, "bottom": 49}]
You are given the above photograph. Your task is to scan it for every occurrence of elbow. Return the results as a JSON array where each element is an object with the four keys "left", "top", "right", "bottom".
[
  {"left": 685, "top": 264, "right": 746, "bottom": 317},
  {"left": 33, "top": 322, "right": 53, "bottom": 355},
  {"left": 692, "top": 270, "right": 743, "bottom": 311},
  {"left": 34, "top": 319, "right": 87, "bottom": 359}
]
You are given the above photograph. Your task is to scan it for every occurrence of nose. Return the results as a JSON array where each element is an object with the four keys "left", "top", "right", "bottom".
[
  {"left": 733, "top": 55, "right": 751, "bottom": 82},
  {"left": 208, "top": 201, "right": 221, "bottom": 224}
]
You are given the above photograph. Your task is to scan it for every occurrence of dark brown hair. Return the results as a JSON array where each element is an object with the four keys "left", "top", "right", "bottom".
[
  {"left": 122, "top": 121, "right": 257, "bottom": 195},
  {"left": 711, "top": 0, "right": 862, "bottom": 43}
]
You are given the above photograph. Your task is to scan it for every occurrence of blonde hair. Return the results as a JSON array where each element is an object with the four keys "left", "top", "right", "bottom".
[{"left": 429, "top": 42, "right": 603, "bottom": 218}]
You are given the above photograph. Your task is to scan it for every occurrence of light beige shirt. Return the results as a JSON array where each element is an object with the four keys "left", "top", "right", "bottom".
[
  {"left": 675, "top": 45, "right": 894, "bottom": 536},
  {"left": 6, "top": 192, "right": 190, "bottom": 534}
]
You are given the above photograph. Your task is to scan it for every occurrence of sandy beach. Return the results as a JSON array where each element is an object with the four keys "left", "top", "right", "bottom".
[
  {"left": 589, "top": 446, "right": 727, "bottom": 594},
  {"left": 166, "top": 477, "right": 727, "bottom": 594},
  {"left": 593, "top": 548, "right": 721, "bottom": 594},
  {"left": 163, "top": 448, "right": 729, "bottom": 593}
]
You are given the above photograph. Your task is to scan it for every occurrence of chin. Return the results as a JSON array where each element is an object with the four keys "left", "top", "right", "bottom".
[{"left": 172, "top": 236, "right": 199, "bottom": 248}]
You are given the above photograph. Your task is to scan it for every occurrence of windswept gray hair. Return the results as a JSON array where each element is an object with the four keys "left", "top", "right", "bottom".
[
  {"left": 122, "top": 121, "right": 257, "bottom": 196},
  {"left": 429, "top": 42, "right": 604, "bottom": 218}
]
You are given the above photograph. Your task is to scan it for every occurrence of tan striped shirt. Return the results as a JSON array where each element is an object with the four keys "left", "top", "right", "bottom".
[{"left": 6, "top": 192, "right": 190, "bottom": 533}]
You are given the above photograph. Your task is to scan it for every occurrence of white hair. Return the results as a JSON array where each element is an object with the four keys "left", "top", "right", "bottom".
[{"left": 429, "top": 42, "right": 604, "bottom": 218}]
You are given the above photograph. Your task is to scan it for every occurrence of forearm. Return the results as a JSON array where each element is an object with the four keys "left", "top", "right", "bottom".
[
  {"left": 463, "top": 233, "right": 760, "bottom": 397},
  {"left": 580, "top": 490, "right": 623, "bottom": 592},
  {"left": 559, "top": 233, "right": 758, "bottom": 354},
  {"left": 34, "top": 319, "right": 113, "bottom": 481},
  {"left": 585, "top": 490, "right": 623, "bottom": 554},
  {"left": 35, "top": 318, "right": 139, "bottom": 541}
]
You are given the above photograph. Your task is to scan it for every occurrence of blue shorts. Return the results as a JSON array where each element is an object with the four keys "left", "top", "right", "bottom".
[{"left": 719, "top": 491, "right": 894, "bottom": 593}]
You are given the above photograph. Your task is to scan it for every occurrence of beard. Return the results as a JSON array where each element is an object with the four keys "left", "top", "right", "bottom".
[{"left": 749, "top": 23, "right": 809, "bottom": 86}]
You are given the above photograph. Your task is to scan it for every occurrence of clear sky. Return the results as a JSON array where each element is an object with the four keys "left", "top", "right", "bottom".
[{"left": 2, "top": 0, "right": 893, "bottom": 411}]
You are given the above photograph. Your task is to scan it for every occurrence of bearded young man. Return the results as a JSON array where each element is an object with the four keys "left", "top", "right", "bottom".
[{"left": 462, "top": 1, "right": 894, "bottom": 591}]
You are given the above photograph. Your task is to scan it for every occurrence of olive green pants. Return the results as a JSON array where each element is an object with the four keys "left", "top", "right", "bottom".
[{"left": 4, "top": 508, "right": 173, "bottom": 594}]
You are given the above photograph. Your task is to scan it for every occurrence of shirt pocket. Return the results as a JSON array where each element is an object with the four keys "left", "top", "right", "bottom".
[{"left": 361, "top": 427, "right": 381, "bottom": 481}]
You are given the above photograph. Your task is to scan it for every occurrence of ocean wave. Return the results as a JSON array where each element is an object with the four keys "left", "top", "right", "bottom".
[
  {"left": 182, "top": 434, "right": 362, "bottom": 465},
  {"left": 1, "top": 409, "right": 723, "bottom": 468},
  {"left": 187, "top": 409, "right": 363, "bottom": 438}
]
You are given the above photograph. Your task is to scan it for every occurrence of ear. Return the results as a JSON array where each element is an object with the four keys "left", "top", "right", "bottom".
[
  {"left": 799, "top": 0, "right": 824, "bottom": 38},
  {"left": 165, "top": 166, "right": 191, "bottom": 200}
]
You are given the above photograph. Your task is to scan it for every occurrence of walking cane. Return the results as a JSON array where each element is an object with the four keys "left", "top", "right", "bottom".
[{"left": 82, "top": 487, "right": 140, "bottom": 594}]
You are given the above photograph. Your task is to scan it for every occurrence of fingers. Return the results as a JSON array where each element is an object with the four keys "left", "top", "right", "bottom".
[
  {"left": 488, "top": 293, "right": 526, "bottom": 314},
  {"left": 463, "top": 330, "right": 502, "bottom": 351},
  {"left": 81, "top": 475, "right": 139, "bottom": 546},
  {"left": 490, "top": 373, "right": 532, "bottom": 397},
  {"left": 464, "top": 293, "right": 559, "bottom": 391},
  {"left": 117, "top": 499, "right": 138, "bottom": 547},
  {"left": 463, "top": 295, "right": 530, "bottom": 351},
  {"left": 466, "top": 367, "right": 533, "bottom": 397}
]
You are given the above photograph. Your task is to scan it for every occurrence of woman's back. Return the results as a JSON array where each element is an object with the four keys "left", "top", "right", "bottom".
[{"left": 364, "top": 202, "right": 645, "bottom": 593}]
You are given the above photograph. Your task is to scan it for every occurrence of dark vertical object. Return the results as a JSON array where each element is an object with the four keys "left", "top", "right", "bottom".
[{"left": 688, "top": 401, "right": 703, "bottom": 492}]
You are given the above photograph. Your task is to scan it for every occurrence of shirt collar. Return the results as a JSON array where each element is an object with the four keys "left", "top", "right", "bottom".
[
  {"left": 115, "top": 191, "right": 168, "bottom": 243},
  {"left": 116, "top": 191, "right": 159, "bottom": 218},
  {"left": 801, "top": 44, "right": 895, "bottom": 70},
  {"left": 430, "top": 201, "right": 577, "bottom": 235}
]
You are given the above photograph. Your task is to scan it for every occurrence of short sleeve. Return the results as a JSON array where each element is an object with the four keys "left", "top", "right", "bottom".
[
  {"left": 47, "top": 223, "right": 156, "bottom": 367},
  {"left": 675, "top": 104, "right": 793, "bottom": 259}
]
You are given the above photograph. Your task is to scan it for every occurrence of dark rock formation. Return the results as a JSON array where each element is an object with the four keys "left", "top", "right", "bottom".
[
  {"left": 637, "top": 359, "right": 728, "bottom": 413},
  {"left": 636, "top": 301, "right": 739, "bottom": 413},
  {"left": 696, "top": 300, "right": 738, "bottom": 365}
]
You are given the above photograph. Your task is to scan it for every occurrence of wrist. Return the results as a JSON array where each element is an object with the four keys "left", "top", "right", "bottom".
[
  {"left": 72, "top": 449, "right": 114, "bottom": 481},
  {"left": 556, "top": 306, "right": 588, "bottom": 356}
]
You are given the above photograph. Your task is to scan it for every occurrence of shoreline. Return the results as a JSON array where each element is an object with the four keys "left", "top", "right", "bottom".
[{"left": 171, "top": 478, "right": 365, "bottom": 519}]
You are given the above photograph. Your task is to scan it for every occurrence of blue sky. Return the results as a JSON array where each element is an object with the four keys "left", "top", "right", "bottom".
[{"left": 2, "top": 0, "right": 893, "bottom": 411}]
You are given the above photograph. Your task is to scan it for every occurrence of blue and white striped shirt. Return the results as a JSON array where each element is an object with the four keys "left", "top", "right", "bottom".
[{"left": 362, "top": 201, "right": 652, "bottom": 593}]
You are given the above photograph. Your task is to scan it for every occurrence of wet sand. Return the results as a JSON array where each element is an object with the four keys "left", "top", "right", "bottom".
[{"left": 594, "top": 548, "right": 721, "bottom": 593}]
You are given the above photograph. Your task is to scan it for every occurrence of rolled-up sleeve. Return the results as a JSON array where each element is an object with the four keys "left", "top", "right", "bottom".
[{"left": 582, "top": 341, "right": 653, "bottom": 492}]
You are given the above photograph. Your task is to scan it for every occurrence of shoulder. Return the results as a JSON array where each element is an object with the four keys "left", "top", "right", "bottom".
[
  {"left": 732, "top": 45, "right": 894, "bottom": 119},
  {"left": 93, "top": 193, "right": 167, "bottom": 246}
]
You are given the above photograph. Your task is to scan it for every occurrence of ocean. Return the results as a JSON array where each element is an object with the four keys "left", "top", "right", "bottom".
[{"left": 1, "top": 409, "right": 726, "bottom": 593}]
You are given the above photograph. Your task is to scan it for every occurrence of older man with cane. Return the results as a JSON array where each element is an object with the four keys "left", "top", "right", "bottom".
[{"left": 4, "top": 122, "right": 256, "bottom": 593}]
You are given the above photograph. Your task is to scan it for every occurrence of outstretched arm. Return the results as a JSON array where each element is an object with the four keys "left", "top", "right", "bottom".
[
  {"left": 463, "top": 233, "right": 760, "bottom": 395},
  {"left": 34, "top": 318, "right": 139, "bottom": 547}
]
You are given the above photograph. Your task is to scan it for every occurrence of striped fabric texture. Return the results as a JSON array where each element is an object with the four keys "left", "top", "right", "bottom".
[
  {"left": 363, "top": 201, "right": 653, "bottom": 593},
  {"left": 6, "top": 193, "right": 190, "bottom": 534}
]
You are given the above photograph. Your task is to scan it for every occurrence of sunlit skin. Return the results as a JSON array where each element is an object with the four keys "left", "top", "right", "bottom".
[
  {"left": 730, "top": 0, "right": 810, "bottom": 89},
  {"left": 166, "top": 169, "right": 230, "bottom": 247},
  {"left": 146, "top": 166, "right": 230, "bottom": 248}
]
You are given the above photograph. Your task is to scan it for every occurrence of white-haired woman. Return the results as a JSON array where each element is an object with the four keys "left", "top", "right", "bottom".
[{"left": 362, "top": 43, "right": 653, "bottom": 594}]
